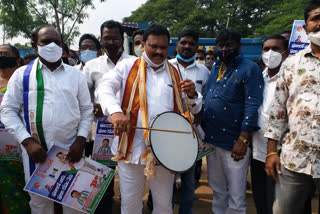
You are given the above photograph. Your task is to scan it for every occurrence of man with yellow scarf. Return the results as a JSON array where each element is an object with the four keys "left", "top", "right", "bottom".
[{"left": 96, "top": 23, "right": 202, "bottom": 214}]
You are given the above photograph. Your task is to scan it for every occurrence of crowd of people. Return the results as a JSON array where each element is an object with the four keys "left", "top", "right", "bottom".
[{"left": 1, "top": 1, "right": 320, "bottom": 214}]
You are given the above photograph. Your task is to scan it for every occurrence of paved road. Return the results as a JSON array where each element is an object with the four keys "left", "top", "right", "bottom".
[{"left": 110, "top": 158, "right": 319, "bottom": 214}]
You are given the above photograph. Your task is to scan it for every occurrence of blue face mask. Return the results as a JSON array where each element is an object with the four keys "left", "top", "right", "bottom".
[
  {"left": 176, "top": 54, "right": 196, "bottom": 63},
  {"left": 80, "top": 50, "right": 97, "bottom": 63}
]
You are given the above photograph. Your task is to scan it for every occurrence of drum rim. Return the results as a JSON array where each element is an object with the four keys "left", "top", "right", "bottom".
[{"left": 149, "top": 111, "right": 199, "bottom": 173}]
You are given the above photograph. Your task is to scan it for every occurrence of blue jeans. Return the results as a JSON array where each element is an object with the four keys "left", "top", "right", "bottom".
[{"left": 179, "top": 164, "right": 196, "bottom": 214}]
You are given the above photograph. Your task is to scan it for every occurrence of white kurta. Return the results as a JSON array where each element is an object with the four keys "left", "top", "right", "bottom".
[{"left": 96, "top": 57, "right": 203, "bottom": 164}]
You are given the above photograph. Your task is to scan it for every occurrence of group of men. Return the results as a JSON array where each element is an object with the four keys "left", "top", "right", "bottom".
[{"left": 1, "top": 1, "right": 320, "bottom": 214}]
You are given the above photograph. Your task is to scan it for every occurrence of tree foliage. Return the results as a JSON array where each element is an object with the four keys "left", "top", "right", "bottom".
[
  {"left": 0, "top": 0, "right": 105, "bottom": 45},
  {"left": 14, "top": 42, "right": 32, "bottom": 49},
  {"left": 252, "top": 0, "right": 307, "bottom": 37},
  {"left": 123, "top": 0, "right": 307, "bottom": 38}
]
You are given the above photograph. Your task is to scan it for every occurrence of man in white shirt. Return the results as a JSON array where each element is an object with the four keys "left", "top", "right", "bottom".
[
  {"left": 251, "top": 34, "right": 289, "bottom": 214},
  {"left": 74, "top": 33, "right": 101, "bottom": 72},
  {"left": 169, "top": 29, "right": 209, "bottom": 214},
  {"left": 96, "top": 23, "right": 202, "bottom": 214},
  {"left": 0, "top": 26, "right": 93, "bottom": 214},
  {"left": 82, "top": 20, "right": 135, "bottom": 212}
]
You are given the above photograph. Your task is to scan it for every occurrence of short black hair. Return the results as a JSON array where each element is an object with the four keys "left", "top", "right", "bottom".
[
  {"left": 103, "top": 139, "right": 110, "bottom": 143},
  {"left": 206, "top": 50, "right": 217, "bottom": 57},
  {"left": 216, "top": 28, "right": 241, "bottom": 44},
  {"left": 56, "top": 152, "right": 63, "bottom": 157},
  {"left": 143, "top": 23, "right": 170, "bottom": 43},
  {"left": 0, "top": 44, "right": 20, "bottom": 58},
  {"left": 79, "top": 34, "right": 101, "bottom": 51},
  {"left": 31, "top": 25, "right": 60, "bottom": 44},
  {"left": 280, "top": 30, "right": 291, "bottom": 35},
  {"left": 263, "top": 34, "right": 289, "bottom": 50},
  {"left": 195, "top": 49, "right": 206, "bottom": 55},
  {"left": 304, "top": 0, "right": 320, "bottom": 22},
  {"left": 23, "top": 52, "right": 37, "bottom": 61},
  {"left": 178, "top": 29, "right": 199, "bottom": 42},
  {"left": 100, "top": 20, "right": 124, "bottom": 40},
  {"left": 71, "top": 190, "right": 78, "bottom": 197},
  {"left": 132, "top": 29, "right": 144, "bottom": 42}
]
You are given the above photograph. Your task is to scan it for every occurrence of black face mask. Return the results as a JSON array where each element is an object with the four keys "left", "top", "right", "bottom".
[
  {"left": 0, "top": 56, "right": 18, "bottom": 69},
  {"left": 217, "top": 49, "right": 239, "bottom": 64}
]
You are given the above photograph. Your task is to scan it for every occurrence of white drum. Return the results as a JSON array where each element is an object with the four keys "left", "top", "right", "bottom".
[{"left": 149, "top": 111, "right": 198, "bottom": 173}]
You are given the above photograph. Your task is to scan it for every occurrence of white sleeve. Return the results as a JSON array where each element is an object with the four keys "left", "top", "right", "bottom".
[
  {"left": 184, "top": 92, "right": 203, "bottom": 114},
  {"left": 95, "top": 61, "right": 125, "bottom": 116},
  {"left": 82, "top": 62, "right": 94, "bottom": 90},
  {"left": 77, "top": 72, "right": 94, "bottom": 138},
  {"left": 0, "top": 68, "right": 31, "bottom": 143}
]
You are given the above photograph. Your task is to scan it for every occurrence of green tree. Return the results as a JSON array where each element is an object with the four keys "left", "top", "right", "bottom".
[
  {"left": 123, "top": 0, "right": 282, "bottom": 38},
  {"left": 252, "top": 0, "right": 307, "bottom": 37},
  {"left": 0, "top": 0, "right": 105, "bottom": 45},
  {"left": 14, "top": 42, "right": 32, "bottom": 49}
]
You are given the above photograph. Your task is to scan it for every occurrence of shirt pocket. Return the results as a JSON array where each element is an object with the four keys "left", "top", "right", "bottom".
[{"left": 159, "top": 84, "right": 174, "bottom": 111}]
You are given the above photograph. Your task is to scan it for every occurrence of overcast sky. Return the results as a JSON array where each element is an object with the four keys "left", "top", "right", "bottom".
[{"left": 4, "top": 0, "right": 147, "bottom": 49}]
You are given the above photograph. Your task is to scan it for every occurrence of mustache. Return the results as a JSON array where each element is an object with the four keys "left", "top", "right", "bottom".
[
  {"left": 152, "top": 53, "right": 164, "bottom": 58},
  {"left": 313, "top": 27, "right": 320, "bottom": 33}
]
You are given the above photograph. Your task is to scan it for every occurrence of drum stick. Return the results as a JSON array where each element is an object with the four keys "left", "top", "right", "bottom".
[
  {"left": 104, "top": 124, "right": 191, "bottom": 134},
  {"left": 176, "top": 64, "right": 196, "bottom": 138},
  {"left": 131, "top": 126, "right": 191, "bottom": 134}
]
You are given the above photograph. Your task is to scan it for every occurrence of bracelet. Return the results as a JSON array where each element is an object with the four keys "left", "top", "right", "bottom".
[
  {"left": 239, "top": 136, "right": 249, "bottom": 145},
  {"left": 266, "top": 152, "right": 278, "bottom": 158}
]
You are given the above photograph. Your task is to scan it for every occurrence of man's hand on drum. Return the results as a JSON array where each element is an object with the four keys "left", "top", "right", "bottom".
[
  {"left": 231, "top": 132, "right": 250, "bottom": 161},
  {"left": 22, "top": 137, "right": 47, "bottom": 164},
  {"left": 110, "top": 112, "right": 131, "bottom": 136},
  {"left": 181, "top": 79, "right": 196, "bottom": 98}
]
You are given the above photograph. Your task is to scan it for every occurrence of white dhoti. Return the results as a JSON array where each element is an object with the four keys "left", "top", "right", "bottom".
[{"left": 118, "top": 162, "right": 174, "bottom": 214}]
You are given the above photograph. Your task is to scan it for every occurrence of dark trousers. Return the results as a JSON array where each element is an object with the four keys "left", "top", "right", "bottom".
[{"left": 251, "top": 159, "right": 275, "bottom": 214}]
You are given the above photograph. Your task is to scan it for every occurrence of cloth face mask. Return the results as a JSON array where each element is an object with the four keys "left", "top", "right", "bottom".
[
  {"left": 38, "top": 42, "right": 62, "bottom": 63},
  {"left": 309, "top": 31, "right": 320, "bottom": 47},
  {"left": 262, "top": 50, "right": 283, "bottom": 69},
  {"left": 0, "top": 56, "right": 18, "bottom": 69},
  {"left": 134, "top": 44, "right": 143, "bottom": 57}
]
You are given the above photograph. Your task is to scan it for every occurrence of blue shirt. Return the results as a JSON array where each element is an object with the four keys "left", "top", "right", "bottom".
[{"left": 202, "top": 55, "right": 264, "bottom": 151}]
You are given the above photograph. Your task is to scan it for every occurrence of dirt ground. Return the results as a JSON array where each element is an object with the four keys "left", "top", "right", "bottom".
[{"left": 110, "top": 158, "right": 319, "bottom": 214}]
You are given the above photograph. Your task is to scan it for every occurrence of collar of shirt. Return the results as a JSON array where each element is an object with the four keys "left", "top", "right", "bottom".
[
  {"left": 39, "top": 58, "right": 65, "bottom": 72},
  {"left": 262, "top": 68, "right": 280, "bottom": 82},
  {"left": 103, "top": 52, "right": 129, "bottom": 66}
]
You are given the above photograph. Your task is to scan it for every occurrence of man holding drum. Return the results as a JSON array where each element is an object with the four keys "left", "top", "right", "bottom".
[{"left": 96, "top": 23, "right": 202, "bottom": 214}]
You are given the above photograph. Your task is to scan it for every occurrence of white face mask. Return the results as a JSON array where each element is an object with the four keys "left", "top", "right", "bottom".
[
  {"left": 308, "top": 31, "right": 320, "bottom": 46},
  {"left": 262, "top": 50, "right": 283, "bottom": 69},
  {"left": 134, "top": 44, "right": 143, "bottom": 57},
  {"left": 196, "top": 60, "right": 205, "bottom": 65},
  {"left": 38, "top": 42, "right": 62, "bottom": 63}
]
